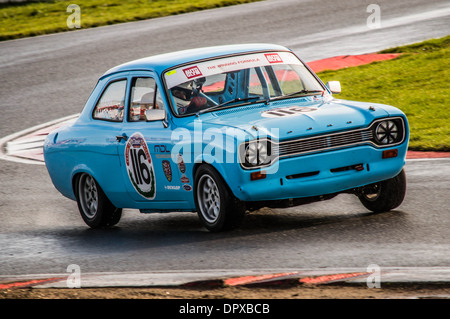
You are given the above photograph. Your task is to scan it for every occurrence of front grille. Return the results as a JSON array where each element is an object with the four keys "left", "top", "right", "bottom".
[
  {"left": 278, "top": 129, "right": 373, "bottom": 157},
  {"left": 239, "top": 117, "right": 406, "bottom": 170}
]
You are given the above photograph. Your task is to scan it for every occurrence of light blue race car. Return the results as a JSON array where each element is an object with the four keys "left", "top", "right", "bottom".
[{"left": 44, "top": 44, "right": 409, "bottom": 232}]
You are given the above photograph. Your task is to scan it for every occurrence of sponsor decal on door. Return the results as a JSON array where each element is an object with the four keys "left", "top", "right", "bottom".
[{"left": 125, "top": 132, "right": 156, "bottom": 199}]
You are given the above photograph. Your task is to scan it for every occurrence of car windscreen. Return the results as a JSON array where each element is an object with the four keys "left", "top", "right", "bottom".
[{"left": 164, "top": 51, "right": 324, "bottom": 116}]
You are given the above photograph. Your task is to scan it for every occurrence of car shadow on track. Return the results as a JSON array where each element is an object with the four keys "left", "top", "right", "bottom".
[{"left": 55, "top": 203, "right": 410, "bottom": 255}]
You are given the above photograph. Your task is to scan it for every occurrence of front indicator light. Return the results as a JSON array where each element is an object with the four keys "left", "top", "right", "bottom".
[
  {"left": 250, "top": 171, "right": 266, "bottom": 181},
  {"left": 382, "top": 149, "right": 398, "bottom": 159}
]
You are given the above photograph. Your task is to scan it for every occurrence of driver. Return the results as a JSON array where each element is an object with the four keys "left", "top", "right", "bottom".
[
  {"left": 187, "top": 77, "right": 208, "bottom": 113},
  {"left": 172, "top": 84, "right": 208, "bottom": 114}
]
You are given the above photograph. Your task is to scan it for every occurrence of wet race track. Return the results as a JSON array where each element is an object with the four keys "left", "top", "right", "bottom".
[{"left": 1, "top": 0, "right": 449, "bottom": 280}]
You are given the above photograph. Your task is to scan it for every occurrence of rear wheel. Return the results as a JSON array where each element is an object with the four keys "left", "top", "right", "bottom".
[
  {"left": 358, "top": 169, "right": 406, "bottom": 212},
  {"left": 75, "top": 173, "right": 122, "bottom": 228},
  {"left": 194, "top": 165, "right": 245, "bottom": 232}
]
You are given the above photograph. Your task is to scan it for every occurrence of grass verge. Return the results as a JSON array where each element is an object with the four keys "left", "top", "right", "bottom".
[
  {"left": 0, "top": 0, "right": 260, "bottom": 41},
  {"left": 317, "top": 36, "right": 450, "bottom": 151}
]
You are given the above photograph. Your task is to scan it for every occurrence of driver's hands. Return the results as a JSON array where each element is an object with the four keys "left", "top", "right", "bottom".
[
  {"left": 186, "top": 96, "right": 208, "bottom": 114},
  {"left": 190, "top": 96, "right": 208, "bottom": 108}
]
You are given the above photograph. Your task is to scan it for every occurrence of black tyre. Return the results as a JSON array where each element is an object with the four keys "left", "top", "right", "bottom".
[
  {"left": 358, "top": 169, "right": 406, "bottom": 212},
  {"left": 75, "top": 173, "right": 122, "bottom": 228},
  {"left": 194, "top": 165, "right": 245, "bottom": 232}
]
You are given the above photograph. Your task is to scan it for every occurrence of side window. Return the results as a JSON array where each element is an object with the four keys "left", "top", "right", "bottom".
[
  {"left": 155, "top": 88, "right": 165, "bottom": 110},
  {"left": 93, "top": 80, "right": 126, "bottom": 121},
  {"left": 129, "top": 77, "right": 166, "bottom": 122}
]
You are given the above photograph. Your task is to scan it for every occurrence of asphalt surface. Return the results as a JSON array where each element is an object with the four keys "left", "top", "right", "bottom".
[
  {"left": 0, "top": 0, "right": 449, "bottom": 279},
  {"left": 1, "top": 158, "right": 449, "bottom": 276}
]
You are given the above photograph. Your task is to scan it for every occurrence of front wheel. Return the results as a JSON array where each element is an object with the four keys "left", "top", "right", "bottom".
[
  {"left": 75, "top": 173, "right": 122, "bottom": 228},
  {"left": 194, "top": 165, "right": 245, "bottom": 232},
  {"left": 358, "top": 169, "right": 406, "bottom": 212}
]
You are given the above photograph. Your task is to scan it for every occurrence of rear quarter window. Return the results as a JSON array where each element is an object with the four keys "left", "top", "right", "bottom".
[{"left": 93, "top": 79, "right": 127, "bottom": 122}]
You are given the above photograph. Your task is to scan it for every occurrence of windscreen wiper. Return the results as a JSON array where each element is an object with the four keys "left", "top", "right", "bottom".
[
  {"left": 197, "top": 97, "right": 264, "bottom": 115},
  {"left": 270, "top": 89, "right": 324, "bottom": 101}
]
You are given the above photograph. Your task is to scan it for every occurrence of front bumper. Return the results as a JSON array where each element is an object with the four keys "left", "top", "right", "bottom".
[{"left": 232, "top": 143, "right": 407, "bottom": 202}]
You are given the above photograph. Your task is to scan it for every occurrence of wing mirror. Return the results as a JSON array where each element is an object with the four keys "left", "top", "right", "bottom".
[
  {"left": 326, "top": 81, "right": 341, "bottom": 94},
  {"left": 145, "top": 109, "right": 168, "bottom": 127}
]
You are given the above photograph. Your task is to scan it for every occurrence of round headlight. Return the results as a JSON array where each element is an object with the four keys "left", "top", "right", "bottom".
[
  {"left": 245, "top": 141, "right": 268, "bottom": 166},
  {"left": 375, "top": 120, "right": 399, "bottom": 145}
]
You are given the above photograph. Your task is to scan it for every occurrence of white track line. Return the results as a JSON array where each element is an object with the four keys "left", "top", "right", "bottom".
[
  {"left": 1, "top": 267, "right": 450, "bottom": 288},
  {"left": 0, "top": 113, "right": 79, "bottom": 165}
]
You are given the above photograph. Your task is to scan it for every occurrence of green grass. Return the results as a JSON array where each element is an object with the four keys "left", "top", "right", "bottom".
[
  {"left": 0, "top": 0, "right": 260, "bottom": 41},
  {"left": 317, "top": 35, "right": 450, "bottom": 152}
]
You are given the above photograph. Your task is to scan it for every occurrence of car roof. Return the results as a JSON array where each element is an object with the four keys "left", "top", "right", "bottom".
[{"left": 101, "top": 43, "right": 291, "bottom": 79}]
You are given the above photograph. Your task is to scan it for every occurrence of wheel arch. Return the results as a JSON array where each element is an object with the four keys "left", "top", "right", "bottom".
[
  {"left": 71, "top": 164, "right": 130, "bottom": 209},
  {"left": 192, "top": 161, "right": 232, "bottom": 193},
  {"left": 71, "top": 165, "right": 97, "bottom": 200}
]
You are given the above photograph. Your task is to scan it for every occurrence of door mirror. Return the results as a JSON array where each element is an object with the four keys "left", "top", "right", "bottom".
[
  {"left": 326, "top": 81, "right": 341, "bottom": 94},
  {"left": 145, "top": 109, "right": 166, "bottom": 122}
]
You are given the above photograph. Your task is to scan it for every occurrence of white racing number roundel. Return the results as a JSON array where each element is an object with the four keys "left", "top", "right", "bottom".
[{"left": 125, "top": 132, "right": 156, "bottom": 199}]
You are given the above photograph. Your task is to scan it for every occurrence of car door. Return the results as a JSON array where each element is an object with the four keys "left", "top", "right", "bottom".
[
  {"left": 116, "top": 72, "right": 187, "bottom": 206},
  {"left": 84, "top": 74, "right": 136, "bottom": 208}
]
